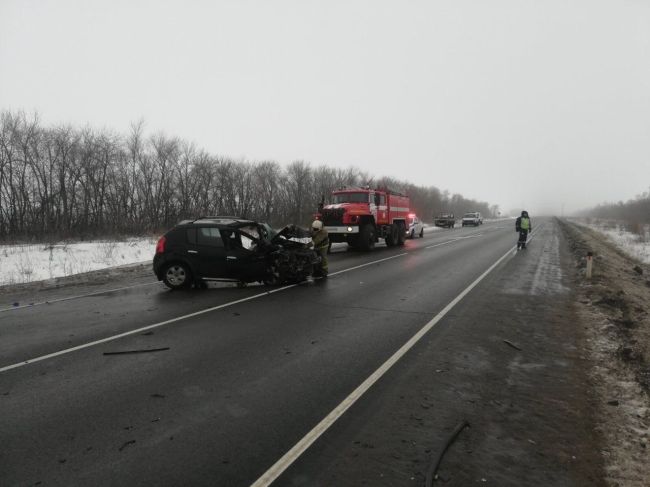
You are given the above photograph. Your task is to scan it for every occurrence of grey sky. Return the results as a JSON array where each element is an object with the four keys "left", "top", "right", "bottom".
[{"left": 1, "top": 0, "right": 649, "bottom": 215}]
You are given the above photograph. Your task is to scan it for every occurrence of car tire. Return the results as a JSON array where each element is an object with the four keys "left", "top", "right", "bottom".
[
  {"left": 162, "top": 262, "right": 192, "bottom": 290},
  {"left": 358, "top": 224, "right": 375, "bottom": 251}
]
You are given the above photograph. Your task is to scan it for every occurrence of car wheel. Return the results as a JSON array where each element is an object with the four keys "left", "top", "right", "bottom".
[
  {"left": 410, "top": 229, "right": 415, "bottom": 239},
  {"left": 358, "top": 224, "right": 375, "bottom": 251},
  {"left": 162, "top": 262, "right": 192, "bottom": 290},
  {"left": 419, "top": 228, "right": 424, "bottom": 238}
]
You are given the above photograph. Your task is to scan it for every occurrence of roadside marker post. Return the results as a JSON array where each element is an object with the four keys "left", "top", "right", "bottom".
[{"left": 586, "top": 251, "right": 593, "bottom": 279}]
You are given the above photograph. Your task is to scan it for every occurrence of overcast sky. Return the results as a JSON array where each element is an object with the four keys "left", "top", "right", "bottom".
[{"left": 1, "top": 0, "right": 648, "bottom": 215}]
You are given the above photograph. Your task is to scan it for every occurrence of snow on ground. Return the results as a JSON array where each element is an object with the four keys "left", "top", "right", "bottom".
[
  {"left": 574, "top": 219, "right": 650, "bottom": 264},
  {"left": 0, "top": 238, "right": 158, "bottom": 286}
]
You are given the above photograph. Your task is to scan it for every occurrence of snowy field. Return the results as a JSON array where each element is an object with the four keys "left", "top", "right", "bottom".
[
  {"left": 574, "top": 219, "right": 650, "bottom": 264},
  {"left": 0, "top": 238, "right": 157, "bottom": 286}
]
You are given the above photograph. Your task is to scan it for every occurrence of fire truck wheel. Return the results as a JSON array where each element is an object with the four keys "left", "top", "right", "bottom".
[
  {"left": 359, "top": 224, "right": 375, "bottom": 251},
  {"left": 397, "top": 223, "right": 406, "bottom": 245},
  {"left": 385, "top": 225, "right": 397, "bottom": 247}
]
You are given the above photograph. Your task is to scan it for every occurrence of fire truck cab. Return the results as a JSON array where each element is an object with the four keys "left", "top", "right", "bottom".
[{"left": 316, "top": 188, "right": 410, "bottom": 251}]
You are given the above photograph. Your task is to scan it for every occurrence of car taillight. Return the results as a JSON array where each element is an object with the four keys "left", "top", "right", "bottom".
[{"left": 155, "top": 236, "right": 166, "bottom": 254}]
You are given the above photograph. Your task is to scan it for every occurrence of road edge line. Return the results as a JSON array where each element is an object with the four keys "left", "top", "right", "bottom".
[{"left": 250, "top": 240, "right": 523, "bottom": 487}]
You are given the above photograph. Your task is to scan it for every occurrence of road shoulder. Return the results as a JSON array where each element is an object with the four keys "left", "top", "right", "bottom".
[{"left": 560, "top": 219, "right": 650, "bottom": 487}]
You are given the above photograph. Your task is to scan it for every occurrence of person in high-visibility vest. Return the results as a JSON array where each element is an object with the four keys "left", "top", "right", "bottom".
[
  {"left": 515, "top": 211, "right": 532, "bottom": 250},
  {"left": 311, "top": 220, "right": 329, "bottom": 277}
]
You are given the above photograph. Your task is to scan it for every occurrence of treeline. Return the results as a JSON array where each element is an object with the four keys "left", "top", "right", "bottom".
[
  {"left": 0, "top": 110, "right": 498, "bottom": 241},
  {"left": 583, "top": 190, "right": 650, "bottom": 224}
]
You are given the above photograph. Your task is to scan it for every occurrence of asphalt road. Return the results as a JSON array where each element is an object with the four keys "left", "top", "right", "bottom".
[{"left": 1, "top": 219, "right": 590, "bottom": 486}]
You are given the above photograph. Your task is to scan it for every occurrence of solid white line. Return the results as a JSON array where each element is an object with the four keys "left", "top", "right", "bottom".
[
  {"left": 250, "top": 241, "right": 523, "bottom": 487},
  {"left": 425, "top": 234, "right": 480, "bottom": 249},
  {"left": 0, "top": 283, "right": 296, "bottom": 373},
  {"left": 328, "top": 252, "right": 408, "bottom": 276},
  {"left": 0, "top": 253, "right": 412, "bottom": 373},
  {"left": 0, "top": 281, "right": 161, "bottom": 313},
  {"left": 1, "top": 229, "right": 511, "bottom": 374}
]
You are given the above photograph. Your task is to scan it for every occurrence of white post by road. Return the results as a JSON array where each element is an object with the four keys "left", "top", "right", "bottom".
[{"left": 586, "top": 251, "right": 593, "bottom": 279}]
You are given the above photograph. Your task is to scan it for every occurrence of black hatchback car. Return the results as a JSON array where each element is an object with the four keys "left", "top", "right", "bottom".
[{"left": 153, "top": 217, "right": 318, "bottom": 289}]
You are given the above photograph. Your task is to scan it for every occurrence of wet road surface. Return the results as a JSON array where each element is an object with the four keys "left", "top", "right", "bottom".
[{"left": 1, "top": 219, "right": 601, "bottom": 486}]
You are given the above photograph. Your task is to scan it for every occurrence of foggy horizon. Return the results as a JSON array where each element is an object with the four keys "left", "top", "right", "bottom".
[{"left": 1, "top": 0, "right": 648, "bottom": 217}]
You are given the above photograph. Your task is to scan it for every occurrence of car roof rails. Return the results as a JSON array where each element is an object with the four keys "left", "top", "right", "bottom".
[
  {"left": 187, "top": 216, "right": 258, "bottom": 226},
  {"left": 194, "top": 215, "right": 242, "bottom": 220}
]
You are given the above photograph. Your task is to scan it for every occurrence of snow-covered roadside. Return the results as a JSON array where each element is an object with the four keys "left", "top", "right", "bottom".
[
  {"left": 572, "top": 219, "right": 650, "bottom": 264},
  {"left": 0, "top": 238, "right": 157, "bottom": 286}
]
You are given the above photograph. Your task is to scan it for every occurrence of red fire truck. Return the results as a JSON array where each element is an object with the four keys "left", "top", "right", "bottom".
[{"left": 316, "top": 187, "right": 411, "bottom": 250}]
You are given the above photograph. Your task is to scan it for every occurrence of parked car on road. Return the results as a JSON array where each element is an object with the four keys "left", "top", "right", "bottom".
[
  {"left": 434, "top": 213, "right": 455, "bottom": 228},
  {"left": 461, "top": 212, "right": 482, "bottom": 227},
  {"left": 407, "top": 213, "right": 425, "bottom": 238},
  {"left": 153, "top": 217, "right": 319, "bottom": 289}
]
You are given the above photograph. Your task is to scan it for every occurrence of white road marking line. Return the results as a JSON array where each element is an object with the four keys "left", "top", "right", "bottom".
[
  {"left": 0, "top": 253, "right": 413, "bottom": 373},
  {"left": 425, "top": 234, "right": 480, "bottom": 249},
  {"left": 0, "top": 283, "right": 298, "bottom": 373},
  {"left": 0, "top": 281, "right": 161, "bottom": 313},
  {"left": 328, "top": 252, "right": 408, "bottom": 276},
  {"left": 0, "top": 229, "right": 510, "bottom": 374},
  {"left": 250, "top": 238, "right": 530, "bottom": 487}
]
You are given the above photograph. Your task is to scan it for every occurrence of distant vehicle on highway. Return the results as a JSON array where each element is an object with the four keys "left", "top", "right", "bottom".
[
  {"left": 462, "top": 212, "right": 483, "bottom": 227},
  {"left": 407, "top": 213, "right": 425, "bottom": 238},
  {"left": 434, "top": 213, "right": 455, "bottom": 228},
  {"left": 153, "top": 217, "right": 318, "bottom": 289}
]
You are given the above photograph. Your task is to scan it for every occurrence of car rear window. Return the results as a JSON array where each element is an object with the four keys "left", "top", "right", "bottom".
[{"left": 197, "top": 227, "right": 224, "bottom": 247}]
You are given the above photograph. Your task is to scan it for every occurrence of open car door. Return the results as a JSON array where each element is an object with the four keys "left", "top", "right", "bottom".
[{"left": 222, "top": 225, "right": 268, "bottom": 281}]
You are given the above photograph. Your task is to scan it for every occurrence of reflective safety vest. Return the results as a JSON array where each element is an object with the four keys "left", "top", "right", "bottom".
[{"left": 520, "top": 217, "right": 530, "bottom": 230}]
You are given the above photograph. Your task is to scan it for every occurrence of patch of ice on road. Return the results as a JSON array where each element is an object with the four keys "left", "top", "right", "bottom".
[{"left": 0, "top": 238, "right": 157, "bottom": 286}]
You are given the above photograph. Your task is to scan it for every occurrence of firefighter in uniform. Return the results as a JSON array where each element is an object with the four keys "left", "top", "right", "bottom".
[
  {"left": 311, "top": 220, "right": 329, "bottom": 277},
  {"left": 515, "top": 210, "right": 532, "bottom": 250}
]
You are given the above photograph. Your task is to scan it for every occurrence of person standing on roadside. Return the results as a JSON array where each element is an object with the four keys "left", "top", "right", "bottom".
[
  {"left": 515, "top": 210, "right": 532, "bottom": 250},
  {"left": 311, "top": 220, "right": 329, "bottom": 277}
]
